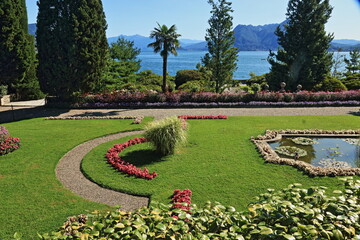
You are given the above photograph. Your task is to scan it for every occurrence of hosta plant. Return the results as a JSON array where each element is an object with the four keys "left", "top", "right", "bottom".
[
  {"left": 144, "top": 116, "right": 187, "bottom": 156},
  {"left": 39, "top": 178, "right": 360, "bottom": 239},
  {"left": 291, "top": 137, "right": 319, "bottom": 146},
  {"left": 275, "top": 146, "right": 307, "bottom": 158}
]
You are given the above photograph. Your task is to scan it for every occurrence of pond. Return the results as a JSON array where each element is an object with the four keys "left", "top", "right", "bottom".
[{"left": 269, "top": 137, "right": 360, "bottom": 168}]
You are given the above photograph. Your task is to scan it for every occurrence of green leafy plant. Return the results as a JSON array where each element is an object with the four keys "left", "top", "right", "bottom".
[
  {"left": 144, "top": 116, "right": 187, "bottom": 155},
  {"left": 275, "top": 146, "right": 307, "bottom": 158},
  {"left": 291, "top": 137, "right": 319, "bottom": 146},
  {"left": 39, "top": 178, "right": 360, "bottom": 239}
]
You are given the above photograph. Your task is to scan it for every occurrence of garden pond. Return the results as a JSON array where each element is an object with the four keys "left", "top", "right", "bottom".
[{"left": 269, "top": 137, "right": 360, "bottom": 168}]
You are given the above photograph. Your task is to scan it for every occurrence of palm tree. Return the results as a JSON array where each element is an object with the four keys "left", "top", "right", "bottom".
[{"left": 148, "top": 23, "right": 181, "bottom": 93}]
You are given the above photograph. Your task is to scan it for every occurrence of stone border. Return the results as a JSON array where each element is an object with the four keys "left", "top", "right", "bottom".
[
  {"left": 56, "top": 130, "right": 149, "bottom": 211},
  {"left": 251, "top": 129, "right": 360, "bottom": 177}
]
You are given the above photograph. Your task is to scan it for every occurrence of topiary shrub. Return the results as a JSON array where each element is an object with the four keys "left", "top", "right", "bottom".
[
  {"left": 175, "top": 69, "right": 204, "bottom": 88},
  {"left": 178, "top": 80, "right": 203, "bottom": 93},
  {"left": 341, "top": 73, "right": 360, "bottom": 90},
  {"left": 314, "top": 76, "right": 347, "bottom": 92},
  {"left": 39, "top": 178, "right": 360, "bottom": 239},
  {"left": 144, "top": 116, "right": 187, "bottom": 156}
]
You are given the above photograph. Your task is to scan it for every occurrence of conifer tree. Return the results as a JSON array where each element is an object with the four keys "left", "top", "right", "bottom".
[
  {"left": 37, "top": 0, "right": 108, "bottom": 99},
  {"left": 0, "top": 0, "right": 30, "bottom": 91},
  {"left": 267, "top": 0, "right": 334, "bottom": 91},
  {"left": 202, "top": 0, "right": 238, "bottom": 93}
]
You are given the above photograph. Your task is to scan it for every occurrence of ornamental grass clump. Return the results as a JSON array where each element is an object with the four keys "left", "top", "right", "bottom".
[{"left": 144, "top": 116, "right": 187, "bottom": 156}]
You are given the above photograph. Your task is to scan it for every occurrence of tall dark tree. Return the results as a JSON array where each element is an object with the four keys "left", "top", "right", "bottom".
[
  {"left": 37, "top": 0, "right": 108, "bottom": 99},
  {"left": 0, "top": 0, "right": 30, "bottom": 91},
  {"left": 148, "top": 23, "right": 181, "bottom": 93},
  {"left": 202, "top": 0, "right": 238, "bottom": 93},
  {"left": 267, "top": 0, "right": 334, "bottom": 91}
]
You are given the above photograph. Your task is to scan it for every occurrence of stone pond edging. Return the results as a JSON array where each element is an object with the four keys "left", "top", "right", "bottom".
[{"left": 252, "top": 129, "right": 360, "bottom": 177}]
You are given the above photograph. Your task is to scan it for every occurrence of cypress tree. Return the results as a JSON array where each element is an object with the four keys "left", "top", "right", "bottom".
[
  {"left": 267, "top": 0, "right": 334, "bottom": 91},
  {"left": 37, "top": 0, "right": 108, "bottom": 99},
  {"left": 202, "top": 0, "right": 238, "bottom": 93},
  {"left": 0, "top": 0, "right": 30, "bottom": 91}
]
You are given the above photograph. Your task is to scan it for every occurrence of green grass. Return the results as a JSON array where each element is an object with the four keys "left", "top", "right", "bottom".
[
  {"left": 0, "top": 117, "right": 152, "bottom": 239},
  {"left": 82, "top": 115, "right": 360, "bottom": 210},
  {"left": 1, "top": 115, "right": 359, "bottom": 239}
]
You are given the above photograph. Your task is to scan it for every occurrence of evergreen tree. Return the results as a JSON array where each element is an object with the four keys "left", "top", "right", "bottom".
[
  {"left": 267, "top": 0, "right": 334, "bottom": 91},
  {"left": 202, "top": 0, "right": 238, "bottom": 93},
  {"left": 0, "top": 0, "right": 30, "bottom": 91},
  {"left": 37, "top": 0, "right": 108, "bottom": 99},
  {"left": 344, "top": 49, "right": 360, "bottom": 75}
]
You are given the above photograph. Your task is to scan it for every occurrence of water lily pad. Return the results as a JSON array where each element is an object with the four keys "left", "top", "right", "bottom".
[
  {"left": 275, "top": 146, "right": 307, "bottom": 158},
  {"left": 292, "top": 137, "right": 318, "bottom": 146}
]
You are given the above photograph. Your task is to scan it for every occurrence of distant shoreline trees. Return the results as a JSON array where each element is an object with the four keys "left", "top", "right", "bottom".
[{"left": 36, "top": 0, "right": 108, "bottom": 99}]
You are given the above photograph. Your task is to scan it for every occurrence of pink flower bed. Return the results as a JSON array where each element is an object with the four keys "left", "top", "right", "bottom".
[
  {"left": 105, "top": 137, "right": 158, "bottom": 180},
  {"left": 0, "top": 126, "right": 21, "bottom": 155},
  {"left": 0, "top": 137, "right": 21, "bottom": 155},
  {"left": 178, "top": 115, "right": 228, "bottom": 119},
  {"left": 172, "top": 189, "right": 192, "bottom": 212}
]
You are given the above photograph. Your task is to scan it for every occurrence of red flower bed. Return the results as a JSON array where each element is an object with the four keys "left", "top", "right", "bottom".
[
  {"left": 178, "top": 115, "right": 228, "bottom": 119},
  {"left": 0, "top": 136, "right": 21, "bottom": 155},
  {"left": 172, "top": 189, "right": 192, "bottom": 212},
  {"left": 105, "top": 137, "right": 158, "bottom": 180}
]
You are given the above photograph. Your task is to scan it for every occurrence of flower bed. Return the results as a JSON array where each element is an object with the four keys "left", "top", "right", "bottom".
[
  {"left": 105, "top": 137, "right": 158, "bottom": 180},
  {"left": 0, "top": 126, "right": 21, "bottom": 156},
  {"left": 171, "top": 189, "right": 192, "bottom": 212},
  {"left": 66, "top": 90, "right": 360, "bottom": 108},
  {"left": 252, "top": 129, "right": 360, "bottom": 176},
  {"left": 178, "top": 115, "right": 228, "bottom": 119},
  {"left": 45, "top": 116, "right": 144, "bottom": 124}
]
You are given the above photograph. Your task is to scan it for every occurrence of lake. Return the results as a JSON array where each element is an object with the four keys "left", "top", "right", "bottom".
[
  {"left": 138, "top": 51, "right": 270, "bottom": 79},
  {"left": 138, "top": 51, "right": 350, "bottom": 79}
]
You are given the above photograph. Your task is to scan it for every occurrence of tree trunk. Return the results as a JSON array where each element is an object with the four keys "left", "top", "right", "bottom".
[{"left": 162, "top": 55, "right": 168, "bottom": 93}]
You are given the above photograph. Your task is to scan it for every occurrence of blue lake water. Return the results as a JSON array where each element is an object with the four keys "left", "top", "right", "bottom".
[
  {"left": 138, "top": 51, "right": 270, "bottom": 79},
  {"left": 138, "top": 51, "right": 350, "bottom": 79}
]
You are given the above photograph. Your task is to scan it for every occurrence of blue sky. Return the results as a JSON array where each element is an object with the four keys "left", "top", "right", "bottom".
[{"left": 26, "top": 0, "right": 360, "bottom": 40}]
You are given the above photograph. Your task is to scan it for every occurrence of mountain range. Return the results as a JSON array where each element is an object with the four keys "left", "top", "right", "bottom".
[{"left": 28, "top": 23, "right": 360, "bottom": 51}]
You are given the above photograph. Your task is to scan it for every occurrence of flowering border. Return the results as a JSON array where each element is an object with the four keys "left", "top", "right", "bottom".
[
  {"left": 71, "top": 100, "right": 360, "bottom": 109},
  {"left": 252, "top": 129, "right": 360, "bottom": 176},
  {"left": 172, "top": 189, "right": 192, "bottom": 212},
  {"left": 178, "top": 115, "right": 228, "bottom": 119},
  {"left": 45, "top": 116, "right": 144, "bottom": 124},
  {"left": 105, "top": 137, "right": 158, "bottom": 180}
]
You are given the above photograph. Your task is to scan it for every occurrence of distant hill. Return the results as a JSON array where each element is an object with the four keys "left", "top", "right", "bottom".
[
  {"left": 108, "top": 34, "right": 203, "bottom": 51},
  {"left": 27, "top": 23, "right": 360, "bottom": 51}
]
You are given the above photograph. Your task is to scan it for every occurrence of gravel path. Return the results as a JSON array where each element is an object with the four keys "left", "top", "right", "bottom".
[{"left": 56, "top": 130, "right": 149, "bottom": 211}]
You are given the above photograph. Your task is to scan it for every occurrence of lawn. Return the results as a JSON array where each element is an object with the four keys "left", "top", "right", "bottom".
[
  {"left": 0, "top": 115, "right": 359, "bottom": 239},
  {"left": 0, "top": 117, "right": 152, "bottom": 239},
  {"left": 82, "top": 115, "right": 360, "bottom": 210}
]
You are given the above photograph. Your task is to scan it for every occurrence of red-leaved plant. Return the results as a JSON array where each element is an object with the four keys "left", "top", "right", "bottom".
[
  {"left": 178, "top": 115, "right": 228, "bottom": 119},
  {"left": 0, "top": 126, "right": 21, "bottom": 155},
  {"left": 172, "top": 189, "right": 192, "bottom": 212},
  {"left": 105, "top": 137, "right": 158, "bottom": 180}
]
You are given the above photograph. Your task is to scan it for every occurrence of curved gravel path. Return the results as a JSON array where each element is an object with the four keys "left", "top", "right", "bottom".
[{"left": 56, "top": 130, "right": 148, "bottom": 211}]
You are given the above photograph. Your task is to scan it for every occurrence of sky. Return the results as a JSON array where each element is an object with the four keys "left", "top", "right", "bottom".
[{"left": 25, "top": 0, "right": 360, "bottom": 40}]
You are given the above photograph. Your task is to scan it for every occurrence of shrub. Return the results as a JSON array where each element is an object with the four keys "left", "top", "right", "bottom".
[
  {"left": 0, "top": 85, "right": 7, "bottom": 97},
  {"left": 342, "top": 73, "right": 360, "bottom": 90},
  {"left": 144, "top": 116, "right": 187, "bottom": 156},
  {"left": 178, "top": 80, "right": 203, "bottom": 93},
  {"left": 246, "top": 73, "right": 268, "bottom": 86},
  {"left": 39, "top": 178, "right": 360, "bottom": 239},
  {"left": 250, "top": 83, "right": 261, "bottom": 93},
  {"left": 175, "top": 69, "right": 204, "bottom": 88},
  {"left": 314, "top": 76, "right": 347, "bottom": 92}
]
